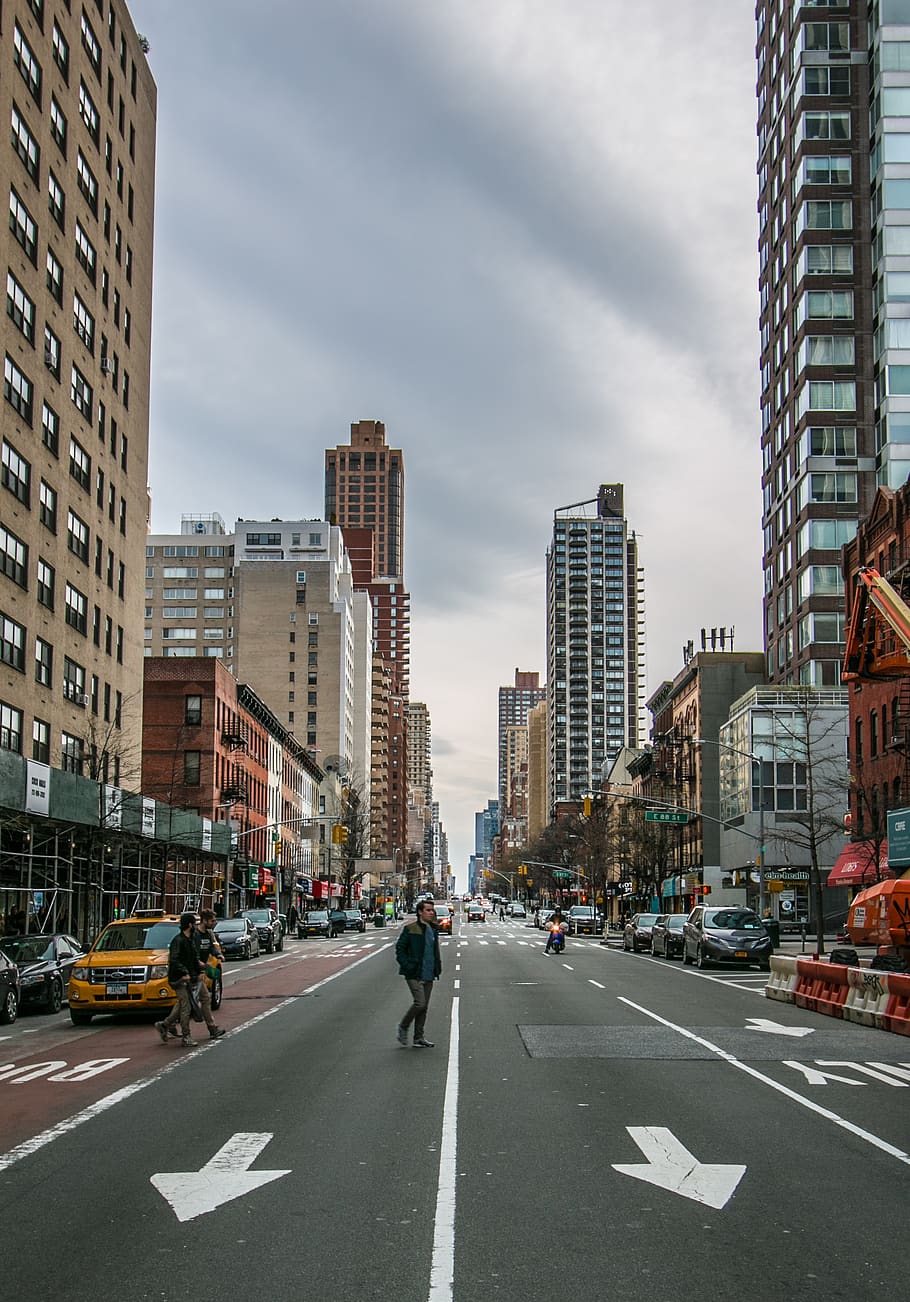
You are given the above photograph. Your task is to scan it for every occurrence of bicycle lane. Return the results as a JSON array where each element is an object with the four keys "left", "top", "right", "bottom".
[{"left": 0, "top": 940, "right": 387, "bottom": 1159}]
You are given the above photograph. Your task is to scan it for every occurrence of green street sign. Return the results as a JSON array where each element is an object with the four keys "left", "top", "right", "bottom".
[
  {"left": 552, "top": 870, "right": 573, "bottom": 879},
  {"left": 645, "top": 810, "right": 690, "bottom": 825}
]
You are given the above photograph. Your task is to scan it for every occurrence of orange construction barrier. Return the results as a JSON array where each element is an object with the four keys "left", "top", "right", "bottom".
[
  {"left": 882, "top": 972, "right": 910, "bottom": 1036},
  {"left": 794, "top": 960, "right": 849, "bottom": 1017}
]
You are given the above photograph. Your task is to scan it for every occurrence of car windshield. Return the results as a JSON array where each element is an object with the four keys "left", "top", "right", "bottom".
[
  {"left": 93, "top": 921, "right": 179, "bottom": 951},
  {"left": 241, "top": 911, "right": 272, "bottom": 923},
  {"left": 667, "top": 916, "right": 686, "bottom": 930},
  {"left": 636, "top": 915, "right": 660, "bottom": 926},
  {"left": 0, "top": 937, "right": 55, "bottom": 963},
  {"left": 344, "top": 910, "right": 361, "bottom": 918},
  {"left": 306, "top": 912, "right": 329, "bottom": 922},
  {"left": 215, "top": 921, "right": 244, "bottom": 933},
  {"left": 705, "top": 909, "right": 764, "bottom": 930},
  {"left": 571, "top": 907, "right": 594, "bottom": 916}
]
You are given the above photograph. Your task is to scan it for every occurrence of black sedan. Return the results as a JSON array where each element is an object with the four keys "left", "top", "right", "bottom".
[
  {"left": 235, "top": 909, "right": 283, "bottom": 953},
  {"left": 622, "top": 913, "right": 660, "bottom": 952},
  {"left": 298, "top": 910, "right": 331, "bottom": 940},
  {"left": 682, "top": 905, "right": 774, "bottom": 970},
  {"left": 0, "top": 949, "right": 19, "bottom": 1024},
  {"left": 0, "top": 933, "right": 85, "bottom": 1013},
  {"left": 215, "top": 916, "right": 261, "bottom": 960},
  {"left": 650, "top": 913, "right": 687, "bottom": 959}
]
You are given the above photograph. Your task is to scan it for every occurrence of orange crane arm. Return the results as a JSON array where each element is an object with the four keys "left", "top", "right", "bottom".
[{"left": 842, "top": 566, "right": 910, "bottom": 681}]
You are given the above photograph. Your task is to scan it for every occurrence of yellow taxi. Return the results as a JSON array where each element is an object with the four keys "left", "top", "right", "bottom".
[{"left": 67, "top": 909, "right": 223, "bottom": 1026}]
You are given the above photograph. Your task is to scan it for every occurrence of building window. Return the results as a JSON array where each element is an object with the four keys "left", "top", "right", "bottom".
[
  {"left": 34, "top": 636, "right": 52, "bottom": 686},
  {"left": 69, "top": 436, "right": 91, "bottom": 490},
  {"left": 6, "top": 271, "right": 35, "bottom": 343},
  {"left": 184, "top": 751, "right": 201, "bottom": 786},
  {"left": 50, "top": 95, "right": 67, "bottom": 153},
  {"left": 11, "top": 103, "right": 40, "bottom": 181},
  {"left": 0, "top": 525, "right": 28, "bottom": 588},
  {"left": 37, "top": 559, "right": 54, "bottom": 608},
  {"left": 71, "top": 365, "right": 93, "bottom": 421},
  {"left": 4, "top": 355, "right": 33, "bottom": 425},
  {"left": 64, "top": 581, "right": 87, "bottom": 634},
  {"left": 2, "top": 441, "right": 31, "bottom": 506},
  {"left": 44, "top": 324, "right": 61, "bottom": 379},
  {"left": 73, "top": 292, "right": 95, "bottom": 351},
  {"left": 32, "top": 718, "right": 49, "bottom": 763},
  {"left": 46, "top": 249, "right": 63, "bottom": 303},
  {"left": 76, "top": 149, "right": 98, "bottom": 213},
  {"left": 75, "top": 220, "right": 96, "bottom": 282},
  {"left": 52, "top": 21, "right": 69, "bottom": 81},
  {"left": 185, "top": 694, "right": 202, "bottom": 726},
  {"left": 13, "top": 24, "right": 42, "bottom": 107},
  {"left": 48, "top": 169, "right": 65, "bottom": 229},
  {"left": 0, "top": 613, "right": 25, "bottom": 672},
  {"left": 61, "top": 731, "right": 84, "bottom": 774},
  {"left": 78, "top": 79, "right": 100, "bottom": 143},
  {"left": 0, "top": 703, "right": 23, "bottom": 754},
  {"left": 67, "top": 510, "right": 89, "bottom": 563},
  {"left": 38, "top": 480, "right": 57, "bottom": 532},
  {"left": 80, "top": 10, "right": 101, "bottom": 75},
  {"left": 63, "top": 656, "right": 86, "bottom": 702}
]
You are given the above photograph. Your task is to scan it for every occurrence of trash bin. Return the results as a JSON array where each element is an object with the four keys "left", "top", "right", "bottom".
[
  {"left": 763, "top": 918, "right": 780, "bottom": 947},
  {"left": 373, "top": 913, "right": 385, "bottom": 928}
]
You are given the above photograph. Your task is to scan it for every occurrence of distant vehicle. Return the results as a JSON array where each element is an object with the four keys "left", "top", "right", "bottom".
[
  {"left": 0, "top": 949, "right": 19, "bottom": 1024},
  {"left": 466, "top": 903, "right": 485, "bottom": 923},
  {"left": 508, "top": 903, "right": 527, "bottom": 919},
  {"left": 622, "top": 913, "right": 661, "bottom": 952},
  {"left": 297, "top": 910, "right": 331, "bottom": 940},
  {"left": 215, "top": 916, "right": 261, "bottom": 960},
  {"left": 682, "top": 906, "right": 773, "bottom": 971},
  {"left": 342, "top": 909, "right": 367, "bottom": 933},
  {"left": 434, "top": 903, "right": 454, "bottom": 934},
  {"left": 567, "top": 906, "right": 598, "bottom": 936},
  {"left": 236, "top": 908, "right": 283, "bottom": 953},
  {"left": 650, "top": 914, "right": 687, "bottom": 959},
  {"left": 0, "top": 933, "right": 86, "bottom": 1013}
]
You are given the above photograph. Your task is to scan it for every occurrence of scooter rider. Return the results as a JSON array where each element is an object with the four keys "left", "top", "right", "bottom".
[{"left": 544, "top": 909, "right": 566, "bottom": 954}]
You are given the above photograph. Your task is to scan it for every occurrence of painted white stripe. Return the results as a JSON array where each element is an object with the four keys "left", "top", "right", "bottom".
[
  {"left": 562, "top": 965, "right": 574, "bottom": 971},
  {"left": 0, "top": 943, "right": 393, "bottom": 1174},
  {"left": 618, "top": 996, "right": 910, "bottom": 1167},
  {"left": 589, "top": 980, "right": 605, "bottom": 989},
  {"left": 453, "top": 980, "right": 460, "bottom": 990},
  {"left": 428, "top": 994, "right": 459, "bottom": 1302},
  {"left": 496, "top": 941, "right": 506, "bottom": 946}
]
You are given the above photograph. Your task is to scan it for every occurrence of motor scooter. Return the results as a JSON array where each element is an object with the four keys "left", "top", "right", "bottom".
[{"left": 546, "top": 922, "right": 566, "bottom": 955}]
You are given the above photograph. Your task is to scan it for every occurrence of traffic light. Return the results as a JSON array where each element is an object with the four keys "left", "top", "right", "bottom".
[
  {"left": 331, "top": 824, "right": 348, "bottom": 845},
  {"left": 583, "top": 796, "right": 592, "bottom": 817},
  {"left": 700, "top": 884, "right": 711, "bottom": 896}
]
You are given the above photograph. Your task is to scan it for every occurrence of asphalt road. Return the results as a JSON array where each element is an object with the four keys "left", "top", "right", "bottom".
[{"left": 0, "top": 917, "right": 907, "bottom": 1302}]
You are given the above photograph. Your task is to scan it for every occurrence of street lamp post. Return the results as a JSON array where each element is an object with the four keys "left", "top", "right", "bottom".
[{"left": 694, "top": 737, "right": 766, "bottom": 916}]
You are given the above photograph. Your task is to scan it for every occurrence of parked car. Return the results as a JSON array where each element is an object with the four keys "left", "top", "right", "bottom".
[
  {"left": 567, "top": 905, "right": 598, "bottom": 936},
  {"left": 466, "top": 903, "right": 485, "bottom": 923},
  {"left": 650, "top": 913, "right": 687, "bottom": 959},
  {"left": 298, "top": 910, "right": 332, "bottom": 940},
  {"left": 236, "top": 908, "right": 283, "bottom": 953},
  {"left": 215, "top": 916, "right": 261, "bottom": 960},
  {"left": 623, "top": 913, "right": 661, "bottom": 952},
  {"left": 68, "top": 910, "right": 223, "bottom": 1025},
  {"left": 682, "top": 906, "right": 774, "bottom": 970},
  {"left": 342, "top": 909, "right": 367, "bottom": 933},
  {"left": 0, "top": 932, "right": 86, "bottom": 1013},
  {"left": 0, "top": 949, "right": 19, "bottom": 1024}
]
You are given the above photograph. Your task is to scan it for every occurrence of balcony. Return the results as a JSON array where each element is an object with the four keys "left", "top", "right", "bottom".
[
  {"left": 221, "top": 724, "right": 248, "bottom": 752},
  {"left": 220, "top": 783, "right": 248, "bottom": 805}
]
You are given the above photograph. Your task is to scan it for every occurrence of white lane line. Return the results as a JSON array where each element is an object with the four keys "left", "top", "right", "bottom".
[
  {"left": 428, "top": 994, "right": 459, "bottom": 1302},
  {"left": 618, "top": 996, "right": 910, "bottom": 1168},
  {"left": 496, "top": 941, "right": 506, "bottom": 946},
  {"left": 517, "top": 941, "right": 529, "bottom": 947},
  {"left": 562, "top": 964, "right": 574, "bottom": 971},
  {"left": 453, "top": 980, "right": 460, "bottom": 990},
  {"left": 0, "top": 943, "right": 393, "bottom": 1174},
  {"left": 455, "top": 965, "right": 460, "bottom": 973},
  {"left": 589, "top": 980, "right": 605, "bottom": 989}
]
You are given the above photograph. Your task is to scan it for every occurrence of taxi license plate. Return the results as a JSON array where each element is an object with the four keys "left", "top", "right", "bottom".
[
  {"left": 106, "top": 982, "right": 128, "bottom": 995},
  {"left": 734, "top": 951, "right": 748, "bottom": 959}
]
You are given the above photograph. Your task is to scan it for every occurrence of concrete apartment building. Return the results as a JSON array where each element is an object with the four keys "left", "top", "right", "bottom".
[
  {"left": 546, "top": 484, "right": 646, "bottom": 808},
  {"left": 497, "top": 669, "right": 545, "bottom": 842},
  {"left": 1, "top": 0, "right": 155, "bottom": 784},
  {"left": 527, "top": 698, "right": 548, "bottom": 842}
]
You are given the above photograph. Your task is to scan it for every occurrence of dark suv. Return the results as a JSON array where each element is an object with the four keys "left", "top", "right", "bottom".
[
  {"left": 236, "top": 908, "right": 283, "bottom": 953},
  {"left": 567, "top": 906, "right": 598, "bottom": 936},
  {"left": 682, "top": 905, "right": 773, "bottom": 970}
]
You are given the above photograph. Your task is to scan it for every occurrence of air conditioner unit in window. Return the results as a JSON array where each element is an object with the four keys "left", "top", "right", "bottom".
[
  {"left": 100, "top": 357, "right": 113, "bottom": 373},
  {"left": 76, "top": 693, "right": 89, "bottom": 705}
]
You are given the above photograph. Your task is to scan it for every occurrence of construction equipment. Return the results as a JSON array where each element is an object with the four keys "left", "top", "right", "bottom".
[{"left": 842, "top": 565, "right": 910, "bottom": 681}]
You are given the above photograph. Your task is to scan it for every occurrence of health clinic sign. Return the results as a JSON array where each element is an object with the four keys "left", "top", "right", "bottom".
[{"left": 887, "top": 808, "right": 910, "bottom": 869}]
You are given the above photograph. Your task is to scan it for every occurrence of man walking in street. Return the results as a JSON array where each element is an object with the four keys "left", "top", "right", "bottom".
[
  {"left": 193, "top": 908, "right": 226, "bottom": 1040},
  {"left": 286, "top": 902, "right": 299, "bottom": 935},
  {"left": 156, "top": 913, "right": 201, "bottom": 1047},
  {"left": 395, "top": 899, "right": 441, "bottom": 1048}
]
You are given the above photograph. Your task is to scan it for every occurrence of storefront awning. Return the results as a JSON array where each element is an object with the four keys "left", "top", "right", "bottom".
[{"left": 826, "top": 841, "right": 894, "bottom": 888}]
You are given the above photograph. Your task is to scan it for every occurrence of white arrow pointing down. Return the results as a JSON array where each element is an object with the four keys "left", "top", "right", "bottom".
[
  {"left": 612, "top": 1127, "right": 746, "bottom": 1210},
  {"left": 151, "top": 1132, "right": 291, "bottom": 1222}
]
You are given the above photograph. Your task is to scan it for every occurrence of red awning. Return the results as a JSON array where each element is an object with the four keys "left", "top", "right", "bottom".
[{"left": 826, "top": 842, "right": 894, "bottom": 888}]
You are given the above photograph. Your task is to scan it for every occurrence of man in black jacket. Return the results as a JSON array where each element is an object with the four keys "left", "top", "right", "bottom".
[
  {"left": 156, "top": 913, "right": 201, "bottom": 1047},
  {"left": 394, "top": 900, "right": 441, "bottom": 1048}
]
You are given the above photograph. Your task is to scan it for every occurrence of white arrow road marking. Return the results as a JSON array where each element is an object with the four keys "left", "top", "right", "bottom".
[
  {"left": 151, "top": 1132, "right": 290, "bottom": 1222},
  {"left": 612, "top": 1127, "right": 746, "bottom": 1210},
  {"left": 745, "top": 1018, "right": 814, "bottom": 1037}
]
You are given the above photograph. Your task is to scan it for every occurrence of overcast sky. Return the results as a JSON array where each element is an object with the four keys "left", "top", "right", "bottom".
[{"left": 130, "top": 0, "right": 761, "bottom": 884}]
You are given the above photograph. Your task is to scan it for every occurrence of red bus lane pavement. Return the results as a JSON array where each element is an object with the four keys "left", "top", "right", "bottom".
[{"left": 0, "top": 940, "right": 388, "bottom": 1158}]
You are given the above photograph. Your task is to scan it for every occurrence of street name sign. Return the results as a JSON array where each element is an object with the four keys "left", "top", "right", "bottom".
[{"left": 645, "top": 810, "right": 690, "bottom": 825}]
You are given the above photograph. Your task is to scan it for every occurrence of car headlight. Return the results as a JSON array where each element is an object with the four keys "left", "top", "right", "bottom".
[
  {"left": 148, "top": 964, "right": 168, "bottom": 979},
  {"left": 20, "top": 972, "right": 44, "bottom": 986},
  {"left": 71, "top": 965, "right": 89, "bottom": 982}
]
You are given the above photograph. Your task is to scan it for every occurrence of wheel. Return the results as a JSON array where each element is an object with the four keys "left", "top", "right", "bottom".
[
  {"left": 44, "top": 977, "right": 63, "bottom": 1014},
  {"left": 696, "top": 946, "right": 709, "bottom": 970},
  {"left": 211, "top": 975, "right": 223, "bottom": 1011},
  {"left": 243, "top": 943, "right": 251, "bottom": 961},
  {"left": 682, "top": 946, "right": 693, "bottom": 966},
  {"left": 69, "top": 1009, "right": 92, "bottom": 1025},
  {"left": 0, "top": 987, "right": 18, "bottom": 1024}
]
